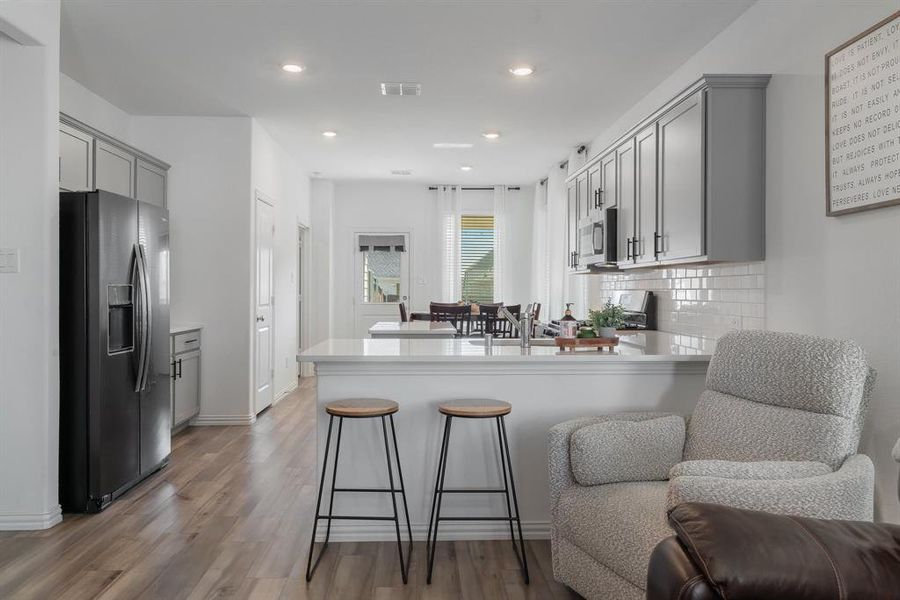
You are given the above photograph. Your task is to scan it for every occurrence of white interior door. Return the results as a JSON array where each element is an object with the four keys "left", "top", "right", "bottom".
[
  {"left": 254, "top": 196, "right": 275, "bottom": 414},
  {"left": 354, "top": 232, "right": 410, "bottom": 337}
]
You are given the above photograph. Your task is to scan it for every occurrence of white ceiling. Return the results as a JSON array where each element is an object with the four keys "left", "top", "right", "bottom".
[{"left": 60, "top": 1, "right": 754, "bottom": 184}]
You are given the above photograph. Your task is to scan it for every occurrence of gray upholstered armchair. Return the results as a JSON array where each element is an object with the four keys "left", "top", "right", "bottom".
[{"left": 548, "top": 330, "right": 876, "bottom": 600}]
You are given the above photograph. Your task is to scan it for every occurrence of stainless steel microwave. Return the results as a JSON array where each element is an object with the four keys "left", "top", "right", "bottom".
[{"left": 578, "top": 207, "right": 617, "bottom": 269}]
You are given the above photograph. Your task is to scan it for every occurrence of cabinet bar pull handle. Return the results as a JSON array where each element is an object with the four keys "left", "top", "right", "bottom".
[
  {"left": 654, "top": 232, "right": 662, "bottom": 258},
  {"left": 177, "top": 358, "right": 183, "bottom": 379}
]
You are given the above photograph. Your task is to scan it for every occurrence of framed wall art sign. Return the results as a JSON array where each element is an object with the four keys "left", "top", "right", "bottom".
[{"left": 826, "top": 10, "right": 900, "bottom": 216}]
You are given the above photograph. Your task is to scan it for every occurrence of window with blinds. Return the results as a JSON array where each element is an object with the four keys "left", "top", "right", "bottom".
[{"left": 460, "top": 215, "right": 494, "bottom": 304}]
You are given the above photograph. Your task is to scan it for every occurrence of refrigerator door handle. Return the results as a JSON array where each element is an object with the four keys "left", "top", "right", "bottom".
[
  {"left": 132, "top": 244, "right": 150, "bottom": 392},
  {"left": 138, "top": 244, "right": 152, "bottom": 392}
]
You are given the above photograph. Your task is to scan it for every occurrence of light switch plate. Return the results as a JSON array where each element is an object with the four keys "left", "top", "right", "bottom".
[{"left": 0, "top": 248, "right": 20, "bottom": 273}]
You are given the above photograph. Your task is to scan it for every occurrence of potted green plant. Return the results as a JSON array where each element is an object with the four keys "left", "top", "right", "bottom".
[{"left": 589, "top": 300, "right": 625, "bottom": 339}]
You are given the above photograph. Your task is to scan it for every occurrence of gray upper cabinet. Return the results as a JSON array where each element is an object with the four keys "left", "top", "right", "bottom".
[
  {"left": 657, "top": 91, "right": 704, "bottom": 262},
  {"left": 566, "top": 74, "right": 769, "bottom": 270},
  {"left": 566, "top": 179, "right": 579, "bottom": 270},
  {"left": 136, "top": 159, "right": 167, "bottom": 208},
  {"left": 59, "top": 123, "right": 93, "bottom": 192},
  {"left": 634, "top": 124, "right": 658, "bottom": 266},
  {"left": 59, "top": 114, "right": 169, "bottom": 207},
  {"left": 599, "top": 152, "right": 616, "bottom": 209},
  {"left": 587, "top": 163, "right": 602, "bottom": 219},
  {"left": 576, "top": 172, "right": 590, "bottom": 221},
  {"left": 616, "top": 139, "right": 636, "bottom": 267},
  {"left": 94, "top": 139, "right": 134, "bottom": 198}
]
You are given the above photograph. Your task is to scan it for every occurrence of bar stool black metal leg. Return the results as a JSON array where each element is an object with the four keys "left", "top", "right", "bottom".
[
  {"left": 380, "top": 415, "right": 410, "bottom": 584},
  {"left": 425, "top": 413, "right": 451, "bottom": 558},
  {"left": 389, "top": 415, "right": 413, "bottom": 572},
  {"left": 427, "top": 414, "right": 453, "bottom": 585},
  {"left": 306, "top": 414, "right": 334, "bottom": 582},
  {"left": 500, "top": 415, "right": 529, "bottom": 584},
  {"left": 323, "top": 416, "right": 344, "bottom": 543},
  {"left": 496, "top": 417, "right": 519, "bottom": 560}
]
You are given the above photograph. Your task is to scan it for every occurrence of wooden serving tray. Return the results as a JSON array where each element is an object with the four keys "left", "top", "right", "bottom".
[{"left": 555, "top": 337, "right": 619, "bottom": 352}]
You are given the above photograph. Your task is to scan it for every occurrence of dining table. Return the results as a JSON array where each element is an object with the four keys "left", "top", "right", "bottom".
[{"left": 367, "top": 320, "right": 459, "bottom": 339}]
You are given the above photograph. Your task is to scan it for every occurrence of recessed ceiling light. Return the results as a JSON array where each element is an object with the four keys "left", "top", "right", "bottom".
[
  {"left": 482, "top": 131, "right": 501, "bottom": 140},
  {"left": 433, "top": 143, "right": 473, "bottom": 149},
  {"left": 322, "top": 130, "right": 337, "bottom": 138},
  {"left": 509, "top": 65, "right": 534, "bottom": 77},
  {"left": 282, "top": 64, "right": 305, "bottom": 73},
  {"left": 460, "top": 165, "right": 473, "bottom": 171}
]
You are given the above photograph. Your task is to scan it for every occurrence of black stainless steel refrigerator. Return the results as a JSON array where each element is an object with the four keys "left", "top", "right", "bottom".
[{"left": 59, "top": 190, "right": 171, "bottom": 513}]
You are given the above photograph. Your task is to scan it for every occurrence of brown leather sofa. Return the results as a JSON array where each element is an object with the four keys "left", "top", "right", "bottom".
[{"left": 647, "top": 502, "right": 900, "bottom": 600}]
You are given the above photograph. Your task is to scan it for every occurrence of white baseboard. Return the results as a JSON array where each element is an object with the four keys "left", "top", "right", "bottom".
[
  {"left": 190, "top": 413, "right": 257, "bottom": 426},
  {"left": 273, "top": 381, "right": 298, "bottom": 405},
  {"left": 317, "top": 520, "right": 550, "bottom": 542},
  {"left": 0, "top": 505, "right": 62, "bottom": 531}
]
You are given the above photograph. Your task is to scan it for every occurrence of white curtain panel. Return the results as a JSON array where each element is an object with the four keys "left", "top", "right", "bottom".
[
  {"left": 438, "top": 185, "right": 461, "bottom": 302},
  {"left": 530, "top": 182, "right": 550, "bottom": 312},
  {"left": 492, "top": 185, "right": 507, "bottom": 302}
]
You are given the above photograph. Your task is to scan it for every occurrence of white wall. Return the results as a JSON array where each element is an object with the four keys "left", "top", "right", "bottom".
[
  {"left": 250, "top": 120, "right": 311, "bottom": 400},
  {"left": 59, "top": 73, "right": 130, "bottom": 141},
  {"left": 132, "top": 116, "right": 256, "bottom": 423},
  {"left": 0, "top": 0, "right": 62, "bottom": 529},
  {"left": 560, "top": 0, "right": 900, "bottom": 521},
  {"left": 323, "top": 182, "right": 532, "bottom": 338},
  {"left": 309, "top": 179, "right": 335, "bottom": 347}
]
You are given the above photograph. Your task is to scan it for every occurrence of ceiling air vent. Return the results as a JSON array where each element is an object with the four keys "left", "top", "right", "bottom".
[
  {"left": 391, "top": 169, "right": 412, "bottom": 176},
  {"left": 381, "top": 82, "right": 422, "bottom": 96}
]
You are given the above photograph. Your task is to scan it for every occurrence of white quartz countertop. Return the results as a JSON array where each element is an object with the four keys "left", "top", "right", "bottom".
[
  {"left": 171, "top": 323, "right": 203, "bottom": 335},
  {"left": 298, "top": 331, "right": 715, "bottom": 363}
]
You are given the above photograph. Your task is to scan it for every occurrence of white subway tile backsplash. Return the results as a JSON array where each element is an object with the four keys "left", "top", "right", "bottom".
[{"left": 587, "top": 261, "right": 766, "bottom": 340}]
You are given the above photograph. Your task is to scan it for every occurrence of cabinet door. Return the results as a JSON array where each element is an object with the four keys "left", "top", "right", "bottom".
[
  {"left": 95, "top": 140, "right": 135, "bottom": 198},
  {"left": 576, "top": 173, "right": 589, "bottom": 221},
  {"left": 173, "top": 352, "right": 200, "bottom": 426},
  {"left": 587, "top": 163, "right": 602, "bottom": 218},
  {"left": 59, "top": 123, "right": 93, "bottom": 192},
  {"left": 635, "top": 124, "right": 658, "bottom": 265},
  {"left": 566, "top": 179, "right": 578, "bottom": 270},
  {"left": 600, "top": 153, "right": 616, "bottom": 209},
  {"left": 616, "top": 139, "right": 636, "bottom": 266},
  {"left": 135, "top": 159, "right": 167, "bottom": 208},
  {"left": 658, "top": 91, "right": 704, "bottom": 261}
]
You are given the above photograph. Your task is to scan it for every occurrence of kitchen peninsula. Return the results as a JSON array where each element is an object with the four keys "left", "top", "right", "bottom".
[{"left": 297, "top": 331, "right": 714, "bottom": 542}]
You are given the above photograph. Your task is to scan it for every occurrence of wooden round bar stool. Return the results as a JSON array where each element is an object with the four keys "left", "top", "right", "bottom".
[
  {"left": 305, "top": 398, "right": 412, "bottom": 583},
  {"left": 425, "top": 399, "right": 529, "bottom": 585}
]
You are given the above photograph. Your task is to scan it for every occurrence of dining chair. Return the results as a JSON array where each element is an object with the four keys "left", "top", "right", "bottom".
[
  {"left": 429, "top": 302, "right": 471, "bottom": 336},
  {"left": 471, "top": 302, "right": 503, "bottom": 337}
]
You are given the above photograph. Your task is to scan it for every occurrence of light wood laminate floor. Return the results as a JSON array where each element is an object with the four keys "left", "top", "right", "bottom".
[{"left": 0, "top": 378, "right": 580, "bottom": 599}]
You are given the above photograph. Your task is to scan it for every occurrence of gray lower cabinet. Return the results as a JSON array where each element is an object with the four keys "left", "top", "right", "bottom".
[
  {"left": 59, "top": 114, "right": 169, "bottom": 206},
  {"left": 171, "top": 330, "right": 201, "bottom": 428},
  {"left": 59, "top": 123, "right": 93, "bottom": 192},
  {"left": 567, "top": 74, "right": 770, "bottom": 270}
]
